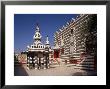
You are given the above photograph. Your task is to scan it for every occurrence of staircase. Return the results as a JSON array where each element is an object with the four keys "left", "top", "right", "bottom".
[
  {"left": 60, "top": 54, "right": 70, "bottom": 64},
  {"left": 60, "top": 54, "right": 69, "bottom": 59},
  {"left": 75, "top": 54, "right": 95, "bottom": 71}
]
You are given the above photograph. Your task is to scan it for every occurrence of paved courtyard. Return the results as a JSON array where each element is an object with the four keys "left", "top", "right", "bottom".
[{"left": 14, "top": 64, "right": 96, "bottom": 76}]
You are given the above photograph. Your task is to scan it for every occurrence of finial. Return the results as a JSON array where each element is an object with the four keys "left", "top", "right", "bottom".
[
  {"left": 36, "top": 23, "right": 40, "bottom": 32},
  {"left": 72, "top": 18, "right": 75, "bottom": 21},
  {"left": 67, "top": 22, "right": 69, "bottom": 25},
  {"left": 59, "top": 29, "right": 62, "bottom": 32},
  {"left": 46, "top": 35, "right": 49, "bottom": 44}
]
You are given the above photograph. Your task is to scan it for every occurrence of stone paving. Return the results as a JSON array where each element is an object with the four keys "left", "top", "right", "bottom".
[{"left": 14, "top": 64, "right": 96, "bottom": 76}]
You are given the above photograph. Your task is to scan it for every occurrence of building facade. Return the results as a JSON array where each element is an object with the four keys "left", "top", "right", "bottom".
[
  {"left": 53, "top": 14, "right": 97, "bottom": 70},
  {"left": 18, "top": 52, "right": 27, "bottom": 64}
]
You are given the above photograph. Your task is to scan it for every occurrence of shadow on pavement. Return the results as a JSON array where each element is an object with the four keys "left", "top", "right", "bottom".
[
  {"left": 14, "top": 63, "right": 28, "bottom": 76},
  {"left": 72, "top": 72, "right": 85, "bottom": 76},
  {"left": 72, "top": 71, "right": 97, "bottom": 76}
]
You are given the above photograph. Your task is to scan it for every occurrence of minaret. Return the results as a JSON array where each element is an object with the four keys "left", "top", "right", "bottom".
[
  {"left": 45, "top": 35, "right": 50, "bottom": 48},
  {"left": 36, "top": 24, "right": 40, "bottom": 32},
  {"left": 33, "top": 24, "right": 42, "bottom": 45},
  {"left": 46, "top": 35, "right": 49, "bottom": 44}
]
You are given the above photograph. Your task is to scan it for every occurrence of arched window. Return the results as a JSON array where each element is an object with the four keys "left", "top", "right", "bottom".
[
  {"left": 35, "top": 34, "right": 37, "bottom": 37},
  {"left": 38, "top": 34, "right": 40, "bottom": 37},
  {"left": 71, "top": 29, "right": 73, "bottom": 34},
  {"left": 62, "top": 35, "right": 63, "bottom": 39}
]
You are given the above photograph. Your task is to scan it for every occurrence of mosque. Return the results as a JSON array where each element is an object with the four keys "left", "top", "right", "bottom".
[{"left": 17, "top": 14, "right": 97, "bottom": 71}]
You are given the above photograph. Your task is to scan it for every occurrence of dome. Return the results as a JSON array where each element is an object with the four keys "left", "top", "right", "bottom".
[{"left": 33, "top": 31, "right": 42, "bottom": 40}]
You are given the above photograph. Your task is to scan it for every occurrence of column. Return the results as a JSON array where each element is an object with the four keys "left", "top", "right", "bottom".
[
  {"left": 27, "top": 56, "right": 30, "bottom": 70},
  {"left": 43, "top": 56, "right": 47, "bottom": 69}
]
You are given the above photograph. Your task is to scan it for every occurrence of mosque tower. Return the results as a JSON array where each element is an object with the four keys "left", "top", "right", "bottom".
[
  {"left": 45, "top": 35, "right": 50, "bottom": 48},
  {"left": 26, "top": 23, "right": 53, "bottom": 70},
  {"left": 33, "top": 24, "right": 42, "bottom": 46}
]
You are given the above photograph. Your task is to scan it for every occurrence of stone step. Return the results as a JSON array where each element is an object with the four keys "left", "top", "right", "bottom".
[
  {"left": 61, "top": 55, "right": 67, "bottom": 56},
  {"left": 75, "top": 66, "right": 94, "bottom": 70},
  {"left": 66, "top": 64, "right": 76, "bottom": 67},
  {"left": 81, "top": 62, "right": 94, "bottom": 65},
  {"left": 84, "top": 56, "right": 94, "bottom": 59},
  {"left": 84, "top": 58, "right": 94, "bottom": 59},
  {"left": 60, "top": 57, "right": 68, "bottom": 59},
  {"left": 81, "top": 67, "right": 94, "bottom": 70},
  {"left": 74, "top": 54, "right": 95, "bottom": 71},
  {"left": 77, "top": 65, "right": 94, "bottom": 67}
]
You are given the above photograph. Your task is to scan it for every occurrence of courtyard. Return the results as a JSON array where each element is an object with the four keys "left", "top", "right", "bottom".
[{"left": 14, "top": 63, "right": 96, "bottom": 76}]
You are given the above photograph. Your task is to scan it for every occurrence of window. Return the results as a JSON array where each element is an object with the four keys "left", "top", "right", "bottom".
[
  {"left": 62, "top": 35, "right": 63, "bottom": 39},
  {"left": 61, "top": 48, "right": 64, "bottom": 54},
  {"left": 71, "top": 29, "right": 73, "bottom": 34},
  {"left": 35, "top": 34, "right": 37, "bottom": 37},
  {"left": 38, "top": 34, "right": 40, "bottom": 37}
]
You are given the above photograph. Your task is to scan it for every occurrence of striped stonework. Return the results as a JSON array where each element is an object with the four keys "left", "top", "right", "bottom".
[{"left": 54, "top": 14, "right": 97, "bottom": 70}]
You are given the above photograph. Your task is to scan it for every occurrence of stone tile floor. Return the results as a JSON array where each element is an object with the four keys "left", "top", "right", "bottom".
[{"left": 14, "top": 64, "right": 96, "bottom": 76}]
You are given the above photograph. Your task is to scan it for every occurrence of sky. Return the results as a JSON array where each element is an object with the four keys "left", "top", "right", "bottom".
[{"left": 14, "top": 14, "right": 79, "bottom": 53}]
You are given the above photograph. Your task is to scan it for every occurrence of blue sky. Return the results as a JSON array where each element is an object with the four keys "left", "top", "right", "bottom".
[{"left": 14, "top": 14, "right": 79, "bottom": 53}]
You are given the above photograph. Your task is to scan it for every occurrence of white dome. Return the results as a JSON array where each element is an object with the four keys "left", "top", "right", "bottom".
[{"left": 33, "top": 31, "right": 42, "bottom": 40}]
